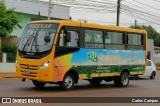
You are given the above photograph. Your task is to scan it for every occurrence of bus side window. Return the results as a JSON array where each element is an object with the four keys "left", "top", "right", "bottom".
[
  {"left": 105, "top": 32, "right": 111, "bottom": 43},
  {"left": 64, "top": 30, "right": 79, "bottom": 47},
  {"left": 105, "top": 31, "right": 124, "bottom": 50},
  {"left": 85, "top": 30, "right": 103, "bottom": 48},
  {"left": 127, "top": 33, "right": 144, "bottom": 50}
]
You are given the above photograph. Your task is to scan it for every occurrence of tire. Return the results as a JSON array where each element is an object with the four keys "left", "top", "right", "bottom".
[
  {"left": 136, "top": 75, "right": 139, "bottom": 79},
  {"left": 114, "top": 72, "right": 129, "bottom": 87},
  {"left": 88, "top": 78, "right": 102, "bottom": 86},
  {"left": 150, "top": 71, "right": 156, "bottom": 79},
  {"left": 59, "top": 73, "right": 75, "bottom": 90},
  {"left": 32, "top": 80, "right": 46, "bottom": 88}
]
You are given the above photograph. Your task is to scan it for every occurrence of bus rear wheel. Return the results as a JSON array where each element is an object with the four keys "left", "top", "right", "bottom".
[
  {"left": 59, "top": 73, "right": 75, "bottom": 90},
  {"left": 114, "top": 72, "right": 129, "bottom": 87},
  {"left": 88, "top": 78, "right": 102, "bottom": 86},
  {"left": 32, "top": 80, "right": 46, "bottom": 88}
]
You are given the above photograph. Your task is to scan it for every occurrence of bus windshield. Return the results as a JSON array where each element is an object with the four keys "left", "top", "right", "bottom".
[{"left": 18, "top": 23, "right": 59, "bottom": 53}]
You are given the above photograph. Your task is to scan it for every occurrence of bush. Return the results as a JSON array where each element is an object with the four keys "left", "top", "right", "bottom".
[
  {"left": 1, "top": 43, "right": 17, "bottom": 54},
  {"left": 6, "top": 53, "right": 16, "bottom": 63},
  {"left": 1, "top": 43, "right": 17, "bottom": 63},
  {"left": 155, "top": 63, "right": 160, "bottom": 67}
]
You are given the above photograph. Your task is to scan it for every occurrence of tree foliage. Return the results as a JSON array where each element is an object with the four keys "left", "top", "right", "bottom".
[
  {"left": 0, "top": 0, "right": 21, "bottom": 37},
  {"left": 129, "top": 25, "right": 160, "bottom": 46}
]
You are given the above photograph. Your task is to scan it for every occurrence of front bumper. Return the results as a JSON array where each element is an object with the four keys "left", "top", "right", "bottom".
[{"left": 16, "top": 66, "right": 53, "bottom": 82}]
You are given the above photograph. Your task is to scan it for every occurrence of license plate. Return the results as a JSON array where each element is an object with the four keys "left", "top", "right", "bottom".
[{"left": 24, "top": 69, "right": 30, "bottom": 74}]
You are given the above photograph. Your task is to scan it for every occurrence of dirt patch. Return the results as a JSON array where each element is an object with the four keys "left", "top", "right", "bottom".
[{"left": 0, "top": 72, "right": 16, "bottom": 79}]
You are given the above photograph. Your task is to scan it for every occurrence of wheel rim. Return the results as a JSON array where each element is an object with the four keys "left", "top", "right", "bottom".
[
  {"left": 64, "top": 76, "right": 73, "bottom": 88},
  {"left": 122, "top": 75, "right": 128, "bottom": 85}
]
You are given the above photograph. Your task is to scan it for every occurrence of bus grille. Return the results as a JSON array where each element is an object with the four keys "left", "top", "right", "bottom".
[{"left": 19, "top": 64, "right": 39, "bottom": 70}]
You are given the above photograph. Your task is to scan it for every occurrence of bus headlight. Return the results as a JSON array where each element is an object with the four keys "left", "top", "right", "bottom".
[
  {"left": 40, "top": 60, "right": 51, "bottom": 70},
  {"left": 16, "top": 60, "right": 19, "bottom": 66}
]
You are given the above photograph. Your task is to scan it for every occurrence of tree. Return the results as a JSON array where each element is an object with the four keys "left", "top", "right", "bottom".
[
  {"left": 0, "top": 0, "right": 21, "bottom": 37},
  {"left": 129, "top": 25, "right": 160, "bottom": 47}
]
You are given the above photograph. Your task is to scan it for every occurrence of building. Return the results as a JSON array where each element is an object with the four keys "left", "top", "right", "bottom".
[
  {"left": 154, "top": 46, "right": 160, "bottom": 54},
  {"left": 148, "top": 39, "right": 160, "bottom": 63},
  {"left": 148, "top": 39, "right": 155, "bottom": 61},
  {"left": 154, "top": 46, "right": 160, "bottom": 63},
  {"left": 5, "top": 0, "right": 70, "bottom": 37}
]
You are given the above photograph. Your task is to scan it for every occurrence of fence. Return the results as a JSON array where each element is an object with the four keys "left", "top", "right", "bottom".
[
  {"left": 6, "top": 53, "right": 16, "bottom": 63},
  {"left": 0, "top": 53, "right": 16, "bottom": 63},
  {"left": 0, "top": 53, "right": 2, "bottom": 62}
]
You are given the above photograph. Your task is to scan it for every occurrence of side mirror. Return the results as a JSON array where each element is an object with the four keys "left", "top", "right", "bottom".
[
  {"left": 66, "top": 32, "right": 71, "bottom": 42},
  {"left": 44, "top": 36, "right": 51, "bottom": 43}
]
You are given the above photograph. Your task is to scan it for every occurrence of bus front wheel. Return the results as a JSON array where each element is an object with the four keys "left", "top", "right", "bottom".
[
  {"left": 59, "top": 73, "right": 75, "bottom": 90},
  {"left": 32, "top": 80, "right": 46, "bottom": 88},
  {"left": 114, "top": 72, "right": 129, "bottom": 87}
]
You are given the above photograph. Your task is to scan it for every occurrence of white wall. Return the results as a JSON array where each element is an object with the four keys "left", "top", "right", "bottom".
[
  {"left": 148, "top": 39, "right": 155, "bottom": 61},
  {"left": 154, "top": 53, "right": 160, "bottom": 63},
  {"left": 0, "top": 63, "right": 16, "bottom": 72}
]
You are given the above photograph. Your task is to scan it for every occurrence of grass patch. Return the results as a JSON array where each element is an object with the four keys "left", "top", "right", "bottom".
[{"left": 155, "top": 63, "right": 160, "bottom": 67}]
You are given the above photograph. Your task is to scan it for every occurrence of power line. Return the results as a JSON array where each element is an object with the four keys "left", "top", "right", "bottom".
[
  {"left": 121, "top": 6, "right": 160, "bottom": 21},
  {"left": 123, "top": 0, "right": 160, "bottom": 17},
  {"left": 132, "top": 0, "right": 160, "bottom": 11},
  {"left": 15, "top": 0, "right": 160, "bottom": 26},
  {"left": 152, "top": 0, "right": 160, "bottom": 3},
  {"left": 122, "top": 10, "right": 160, "bottom": 25}
]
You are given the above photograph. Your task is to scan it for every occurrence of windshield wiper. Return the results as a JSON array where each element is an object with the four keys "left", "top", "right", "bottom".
[
  {"left": 30, "top": 29, "right": 39, "bottom": 52},
  {"left": 22, "top": 29, "right": 37, "bottom": 52}
]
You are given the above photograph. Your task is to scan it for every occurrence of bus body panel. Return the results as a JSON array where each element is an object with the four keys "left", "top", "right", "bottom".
[
  {"left": 54, "top": 48, "right": 145, "bottom": 81},
  {"left": 16, "top": 54, "right": 54, "bottom": 82}
]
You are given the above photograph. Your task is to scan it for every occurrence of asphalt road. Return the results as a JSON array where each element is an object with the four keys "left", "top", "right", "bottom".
[{"left": 0, "top": 77, "right": 160, "bottom": 106}]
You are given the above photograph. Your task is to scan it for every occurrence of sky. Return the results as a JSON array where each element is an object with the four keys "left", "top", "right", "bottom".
[{"left": 41, "top": 0, "right": 160, "bottom": 32}]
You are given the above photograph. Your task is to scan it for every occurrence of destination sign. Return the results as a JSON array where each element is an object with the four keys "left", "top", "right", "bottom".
[{"left": 29, "top": 24, "right": 52, "bottom": 29}]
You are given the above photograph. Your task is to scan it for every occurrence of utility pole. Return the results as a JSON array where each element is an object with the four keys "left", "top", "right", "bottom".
[
  {"left": 116, "top": 0, "right": 121, "bottom": 26},
  {"left": 38, "top": 11, "right": 40, "bottom": 20},
  {"left": 48, "top": 0, "right": 52, "bottom": 20},
  {"left": 135, "top": 19, "right": 137, "bottom": 27}
]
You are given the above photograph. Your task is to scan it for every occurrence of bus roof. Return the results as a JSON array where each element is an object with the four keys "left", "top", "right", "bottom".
[{"left": 30, "top": 20, "right": 147, "bottom": 34}]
